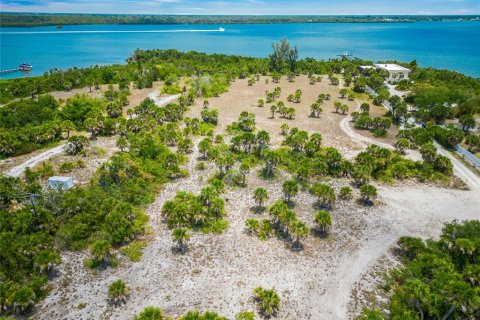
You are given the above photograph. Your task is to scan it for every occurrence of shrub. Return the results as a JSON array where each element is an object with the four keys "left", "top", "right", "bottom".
[
  {"left": 108, "top": 279, "right": 129, "bottom": 306},
  {"left": 339, "top": 186, "right": 353, "bottom": 200},
  {"left": 253, "top": 287, "right": 281, "bottom": 317},
  {"left": 360, "top": 184, "right": 377, "bottom": 205},
  {"left": 134, "top": 306, "right": 166, "bottom": 320}
]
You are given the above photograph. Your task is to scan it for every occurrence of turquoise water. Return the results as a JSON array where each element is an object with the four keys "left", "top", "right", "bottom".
[{"left": 1, "top": 21, "right": 480, "bottom": 78}]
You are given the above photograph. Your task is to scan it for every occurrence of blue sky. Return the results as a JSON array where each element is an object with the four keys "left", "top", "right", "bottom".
[{"left": 1, "top": 0, "right": 479, "bottom": 15}]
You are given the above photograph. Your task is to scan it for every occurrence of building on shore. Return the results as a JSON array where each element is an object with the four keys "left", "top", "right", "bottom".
[{"left": 374, "top": 64, "right": 411, "bottom": 82}]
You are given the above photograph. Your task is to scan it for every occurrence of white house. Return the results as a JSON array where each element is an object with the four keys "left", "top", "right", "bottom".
[
  {"left": 48, "top": 176, "right": 75, "bottom": 190},
  {"left": 374, "top": 64, "right": 411, "bottom": 82}
]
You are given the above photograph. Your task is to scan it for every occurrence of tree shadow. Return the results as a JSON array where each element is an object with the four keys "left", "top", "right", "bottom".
[
  {"left": 250, "top": 206, "right": 265, "bottom": 214},
  {"left": 356, "top": 198, "right": 374, "bottom": 207},
  {"left": 311, "top": 228, "right": 329, "bottom": 239},
  {"left": 171, "top": 246, "right": 189, "bottom": 255}
]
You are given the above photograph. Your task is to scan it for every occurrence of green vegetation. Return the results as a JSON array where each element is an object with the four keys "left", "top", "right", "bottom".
[
  {"left": 253, "top": 287, "right": 281, "bottom": 317},
  {"left": 0, "top": 110, "right": 186, "bottom": 314},
  {"left": 161, "top": 185, "right": 228, "bottom": 233},
  {"left": 314, "top": 210, "right": 333, "bottom": 235},
  {"left": 133, "top": 307, "right": 227, "bottom": 320},
  {"left": 134, "top": 306, "right": 166, "bottom": 320},
  {"left": 4, "top": 14, "right": 473, "bottom": 27},
  {"left": 0, "top": 95, "right": 62, "bottom": 157},
  {"left": 247, "top": 199, "right": 309, "bottom": 248},
  {"left": 108, "top": 279, "right": 129, "bottom": 306},
  {"left": 361, "top": 220, "right": 480, "bottom": 319},
  {"left": 0, "top": 43, "right": 477, "bottom": 318}
]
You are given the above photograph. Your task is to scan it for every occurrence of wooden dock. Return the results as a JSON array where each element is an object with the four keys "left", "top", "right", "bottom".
[
  {"left": 0, "top": 64, "right": 32, "bottom": 75},
  {"left": 0, "top": 68, "right": 22, "bottom": 75}
]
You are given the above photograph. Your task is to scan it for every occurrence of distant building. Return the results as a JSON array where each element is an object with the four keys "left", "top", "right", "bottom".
[
  {"left": 359, "top": 65, "right": 375, "bottom": 74},
  {"left": 374, "top": 64, "right": 411, "bottom": 82},
  {"left": 48, "top": 176, "right": 75, "bottom": 190}
]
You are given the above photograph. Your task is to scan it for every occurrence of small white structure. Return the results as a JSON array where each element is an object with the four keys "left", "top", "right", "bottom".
[
  {"left": 374, "top": 64, "right": 411, "bottom": 82},
  {"left": 359, "top": 65, "right": 375, "bottom": 73},
  {"left": 48, "top": 176, "right": 74, "bottom": 190}
]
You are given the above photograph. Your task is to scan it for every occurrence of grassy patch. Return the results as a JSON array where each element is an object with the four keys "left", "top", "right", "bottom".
[{"left": 120, "top": 240, "right": 148, "bottom": 262}]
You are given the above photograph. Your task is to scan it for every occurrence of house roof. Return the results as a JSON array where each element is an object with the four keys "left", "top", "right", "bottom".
[
  {"left": 48, "top": 176, "right": 73, "bottom": 182},
  {"left": 374, "top": 64, "right": 411, "bottom": 72}
]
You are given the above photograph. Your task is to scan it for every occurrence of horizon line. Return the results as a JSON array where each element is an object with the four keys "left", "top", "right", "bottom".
[{"left": 2, "top": 12, "right": 480, "bottom": 17}]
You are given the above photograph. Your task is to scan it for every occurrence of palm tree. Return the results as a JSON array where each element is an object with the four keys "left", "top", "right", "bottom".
[
  {"left": 420, "top": 143, "right": 437, "bottom": 163},
  {"left": 282, "top": 179, "right": 299, "bottom": 202},
  {"left": 339, "top": 186, "right": 353, "bottom": 200},
  {"left": 239, "top": 162, "right": 251, "bottom": 186},
  {"left": 12, "top": 287, "right": 35, "bottom": 315},
  {"left": 253, "top": 187, "right": 269, "bottom": 208},
  {"left": 268, "top": 200, "right": 288, "bottom": 226},
  {"left": 34, "top": 249, "right": 61, "bottom": 274},
  {"left": 91, "top": 239, "right": 111, "bottom": 264},
  {"left": 108, "top": 279, "right": 129, "bottom": 306},
  {"left": 270, "top": 105, "right": 277, "bottom": 118},
  {"left": 360, "top": 184, "right": 377, "bottom": 205},
  {"left": 334, "top": 101, "right": 342, "bottom": 113},
  {"left": 253, "top": 287, "right": 281, "bottom": 317},
  {"left": 310, "top": 183, "right": 336, "bottom": 208},
  {"left": 262, "top": 149, "right": 280, "bottom": 178},
  {"left": 245, "top": 218, "right": 260, "bottom": 235},
  {"left": 116, "top": 136, "right": 129, "bottom": 152},
  {"left": 280, "top": 123, "right": 289, "bottom": 135},
  {"left": 202, "top": 99, "right": 209, "bottom": 109},
  {"left": 199, "top": 138, "right": 212, "bottom": 159},
  {"left": 290, "top": 220, "right": 309, "bottom": 247},
  {"left": 61, "top": 120, "right": 75, "bottom": 139},
  {"left": 396, "top": 138, "right": 410, "bottom": 154},
  {"left": 172, "top": 228, "right": 190, "bottom": 253},
  {"left": 315, "top": 210, "right": 332, "bottom": 234}
]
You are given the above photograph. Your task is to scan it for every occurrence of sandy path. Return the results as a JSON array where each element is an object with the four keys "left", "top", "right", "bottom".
[
  {"left": 339, "top": 101, "right": 393, "bottom": 150},
  {"left": 4, "top": 144, "right": 66, "bottom": 177},
  {"left": 339, "top": 100, "right": 422, "bottom": 161}
]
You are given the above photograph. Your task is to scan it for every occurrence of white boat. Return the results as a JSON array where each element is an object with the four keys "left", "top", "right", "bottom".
[{"left": 218, "top": 27, "right": 225, "bottom": 32}]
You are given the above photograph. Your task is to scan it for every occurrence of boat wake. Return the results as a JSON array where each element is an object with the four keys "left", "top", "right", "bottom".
[{"left": 2, "top": 28, "right": 226, "bottom": 35}]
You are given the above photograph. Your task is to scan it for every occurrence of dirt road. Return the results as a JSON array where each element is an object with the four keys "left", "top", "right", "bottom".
[{"left": 4, "top": 144, "right": 66, "bottom": 177}]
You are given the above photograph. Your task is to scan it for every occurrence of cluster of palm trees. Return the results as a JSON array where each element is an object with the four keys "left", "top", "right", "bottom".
[
  {"left": 161, "top": 184, "right": 226, "bottom": 232},
  {"left": 283, "top": 128, "right": 323, "bottom": 155},
  {"left": 287, "top": 89, "right": 303, "bottom": 103},
  {"left": 333, "top": 100, "right": 350, "bottom": 114},
  {"left": 230, "top": 130, "right": 271, "bottom": 155},
  {"left": 246, "top": 197, "right": 310, "bottom": 248}
]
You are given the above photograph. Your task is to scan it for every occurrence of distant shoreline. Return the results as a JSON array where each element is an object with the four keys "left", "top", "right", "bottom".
[{"left": 1, "top": 13, "right": 479, "bottom": 27}]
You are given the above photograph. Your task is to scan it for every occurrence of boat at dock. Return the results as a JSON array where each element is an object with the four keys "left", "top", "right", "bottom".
[{"left": 0, "top": 63, "right": 33, "bottom": 75}]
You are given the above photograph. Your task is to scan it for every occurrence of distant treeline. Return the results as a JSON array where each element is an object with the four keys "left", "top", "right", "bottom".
[{"left": 1, "top": 13, "right": 480, "bottom": 27}]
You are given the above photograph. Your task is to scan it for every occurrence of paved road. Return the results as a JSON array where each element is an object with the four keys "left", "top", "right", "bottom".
[
  {"left": 340, "top": 100, "right": 480, "bottom": 191},
  {"left": 434, "top": 141, "right": 480, "bottom": 191}
]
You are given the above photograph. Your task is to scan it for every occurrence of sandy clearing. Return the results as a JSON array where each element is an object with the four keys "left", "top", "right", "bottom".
[
  {"left": 186, "top": 76, "right": 362, "bottom": 154},
  {"left": 31, "top": 76, "right": 480, "bottom": 320}
]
